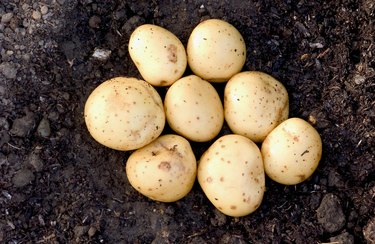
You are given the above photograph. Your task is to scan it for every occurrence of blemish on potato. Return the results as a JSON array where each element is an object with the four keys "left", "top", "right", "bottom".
[
  {"left": 297, "top": 174, "right": 306, "bottom": 181},
  {"left": 158, "top": 161, "right": 171, "bottom": 171},
  {"left": 230, "top": 205, "right": 237, "bottom": 210},
  {"left": 167, "top": 44, "right": 178, "bottom": 63}
]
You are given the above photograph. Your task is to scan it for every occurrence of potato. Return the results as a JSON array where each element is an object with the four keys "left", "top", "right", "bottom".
[
  {"left": 261, "top": 118, "right": 322, "bottom": 185},
  {"left": 224, "top": 71, "right": 289, "bottom": 143},
  {"left": 84, "top": 77, "right": 165, "bottom": 151},
  {"left": 164, "top": 75, "right": 224, "bottom": 142},
  {"left": 187, "top": 19, "right": 246, "bottom": 82},
  {"left": 126, "top": 134, "right": 197, "bottom": 202},
  {"left": 128, "top": 24, "right": 187, "bottom": 86},
  {"left": 198, "top": 134, "right": 265, "bottom": 217}
]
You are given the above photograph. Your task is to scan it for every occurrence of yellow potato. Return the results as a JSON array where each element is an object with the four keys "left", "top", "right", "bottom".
[
  {"left": 129, "top": 24, "right": 187, "bottom": 86},
  {"left": 84, "top": 77, "right": 165, "bottom": 151},
  {"left": 164, "top": 75, "right": 224, "bottom": 142},
  {"left": 126, "top": 134, "right": 196, "bottom": 202},
  {"left": 224, "top": 71, "right": 289, "bottom": 143},
  {"left": 187, "top": 19, "right": 246, "bottom": 82},
  {"left": 261, "top": 118, "right": 322, "bottom": 185},
  {"left": 198, "top": 134, "right": 265, "bottom": 217}
]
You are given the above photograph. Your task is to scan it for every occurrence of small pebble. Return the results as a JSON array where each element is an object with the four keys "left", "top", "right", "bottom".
[
  {"left": 37, "top": 117, "right": 51, "bottom": 138},
  {"left": 12, "top": 168, "right": 35, "bottom": 187},
  {"left": 40, "top": 6, "right": 48, "bottom": 15},
  {"left": 28, "top": 153, "right": 44, "bottom": 172},
  {"left": 88, "top": 226, "right": 97, "bottom": 237},
  {"left": 74, "top": 225, "right": 89, "bottom": 238},
  {"left": 330, "top": 232, "right": 354, "bottom": 244},
  {"left": 354, "top": 74, "right": 365, "bottom": 85},
  {"left": 32, "top": 10, "right": 42, "bottom": 20},
  {"left": 1, "top": 13, "right": 13, "bottom": 23},
  {"left": 92, "top": 48, "right": 111, "bottom": 61},
  {"left": 0, "top": 62, "right": 18, "bottom": 79},
  {"left": 10, "top": 112, "right": 35, "bottom": 137}
]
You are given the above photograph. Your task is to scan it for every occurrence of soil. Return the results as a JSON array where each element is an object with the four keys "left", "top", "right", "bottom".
[{"left": 0, "top": 0, "right": 374, "bottom": 243}]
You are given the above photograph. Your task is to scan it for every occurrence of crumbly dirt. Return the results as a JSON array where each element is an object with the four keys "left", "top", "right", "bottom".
[{"left": 0, "top": 0, "right": 374, "bottom": 243}]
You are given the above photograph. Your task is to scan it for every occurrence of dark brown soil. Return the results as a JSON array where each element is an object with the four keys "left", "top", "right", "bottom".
[{"left": 1, "top": 0, "right": 374, "bottom": 243}]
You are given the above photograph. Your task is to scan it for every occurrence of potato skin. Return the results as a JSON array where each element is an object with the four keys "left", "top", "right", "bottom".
[
  {"left": 187, "top": 19, "right": 246, "bottom": 82},
  {"left": 261, "top": 118, "right": 322, "bottom": 185},
  {"left": 198, "top": 134, "right": 265, "bottom": 217},
  {"left": 84, "top": 77, "right": 165, "bottom": 151},
  {"left": 224, "top": 71, "right": 289, "bottom": 143},
  {"left": 164, "top": 75, "right": 224, "bottom": 142},
  {"left": 129, "top": 24, "right": 187, "bottom": 86},
  {"left": 126, "top": 134, "right": 197, "bottom": 202}
]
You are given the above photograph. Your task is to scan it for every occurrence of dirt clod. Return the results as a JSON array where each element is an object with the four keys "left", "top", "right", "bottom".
[
  {"left": 317, "top": 194, "right": 346, "bottom": 233},
  {"left": 12, "top": 168, "right": 34, "bottom": 187}
]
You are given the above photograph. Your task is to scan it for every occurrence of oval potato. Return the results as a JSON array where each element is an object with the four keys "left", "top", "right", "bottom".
[
  {"left": 187, "top": 19, "right": 246, "bottom": 82},
  {"left": 261, "top": 118, "right": 322, "bottom": 185},
  {"left": 198, "top": 134, "right": 265, "bottom": 217},
  {"left": 84, "top": 77, "right": 165, "bottom": 151},
  {"left": 224, "top": 71, "right": 289, "bottom": 143},
  {"left": 126, "top": 134, "right": 196, "bottom": 202},
  {"left": 164, "top": 75, "right": 224, "bottom": 142},
  {"left": 129, "top": 24, "right": 187, "bottom": 86}
]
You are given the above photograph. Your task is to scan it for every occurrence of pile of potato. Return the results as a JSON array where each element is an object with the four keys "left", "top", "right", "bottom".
[{"left": 84, "top": 19, "right": 322, "bottom": 217}]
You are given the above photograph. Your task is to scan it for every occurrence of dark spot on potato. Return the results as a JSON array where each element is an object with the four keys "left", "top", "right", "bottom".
[
  {"left": 206, "top": 176, "right": 213, "bottom": 183},
  {"left": 167, "top": 44, "right": 178, "bottom": 63},
  {"left": 158, "top": 161, "right": 171, "bottom": 171},
  {"left": 220, "top": 176, "right": 224, "bottom": 182},
  {"left": 297, "top": 174, "right": 306, "bottom": 181},
  {"left": 230, "top": 205, "right": 237, "bottom": 210},
  {"left": 160, "top": 80, "right": 168, "bottom": 85}
]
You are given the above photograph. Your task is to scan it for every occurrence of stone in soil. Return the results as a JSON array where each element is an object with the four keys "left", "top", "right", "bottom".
[
  {"left": 28, "top": 153, "right": 44, "bottom": 172},
  {"left": 12, "top": 168, "right": 35, "bottom": 187},
  {"left": 1, "top": 13, "right": 13, "bottom": 23},
  {"left": 316, "top": 193, "right": 346, "bottom": 233},
  {"left": 37, "top": 117, "right": 51, "bottom": 138},
  {"left": 329, "top": 232, "right": 354, "bottom": 244},
  {"left": 10, "top": 112, "right": 35, "bottom": 137},
  {"left": 0, "top": 62, "right": 18, "bottom": 79}
]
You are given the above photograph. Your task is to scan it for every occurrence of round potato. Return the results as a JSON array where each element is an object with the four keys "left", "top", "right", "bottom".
[
  {"left": 126, "top": 134, "right": 197, "bottom": 202},
  {"left": 261, "top": 118, "right": 322, "bottom": 185},
  {"left": 198, "top": 134, "right": 265, "bottom": 217},
  {"left": 84, "top": 77, "right": 165, "bottom": 151},
  {"left": 224, "top": 71, "right": 289, "bottom": 143},
  {"left": 129, "top": 24, "right": 187, "bottom": 86},
  {"left": 164, "top": 75, "right": 224, "bottom": 142},
  {"left": 187, "top": 19, "right": 246, "bottom": 82}
]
